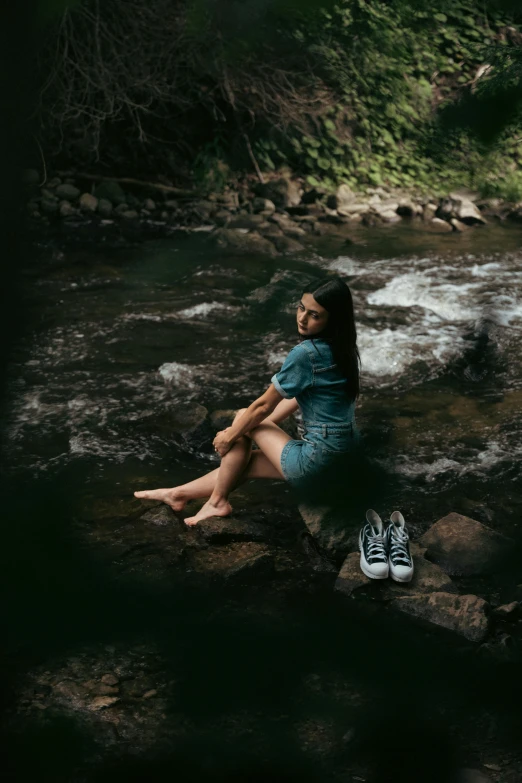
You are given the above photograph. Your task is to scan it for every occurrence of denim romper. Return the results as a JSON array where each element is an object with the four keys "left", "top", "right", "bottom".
[{"left": 271, "top": 338, "right": 360, "bottom": 487}]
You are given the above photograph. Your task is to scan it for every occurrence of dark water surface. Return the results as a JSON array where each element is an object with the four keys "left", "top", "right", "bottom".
[{"left": 3, "top": 222, "right": 522, "bottom": 782}]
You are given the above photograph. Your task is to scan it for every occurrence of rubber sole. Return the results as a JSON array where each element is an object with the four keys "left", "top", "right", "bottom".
[
  {"left": 359, "top": 545, "right": 389, "bottom": 580},
  {"left": 389, "top": 569, "right": 414, "bottom": 583}
]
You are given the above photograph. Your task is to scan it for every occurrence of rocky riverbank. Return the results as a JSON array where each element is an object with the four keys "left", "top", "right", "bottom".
[{"left": 22, "top": 169, "right": 522, "bottom": 253}]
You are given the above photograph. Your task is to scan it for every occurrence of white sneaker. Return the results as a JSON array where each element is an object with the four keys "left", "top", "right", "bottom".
[
  {"left": 385, "top": 511, "right": 414, "bottom": 583},
  {"left": 359, "top": 510, "right": 389, "bottom": 579}
]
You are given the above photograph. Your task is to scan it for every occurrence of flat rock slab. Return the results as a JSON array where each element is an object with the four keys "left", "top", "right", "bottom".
[
  {"left": 298, "top": 504, "right": 355, "bottom": 561},
  {"left": 392, "top": 592, "right": 490, "bottom": 642},
  {"left": 188, "top": 541, "right": 274, "bottom": 583},
  {"left": 334, "top": 546, "right": 455, "bottom": 599},
  {"left": 196, "top": 517, "right": 270, "bottom": 544},
  {"left": 418, "top": 512, "right": 511, "bottom": 576}
]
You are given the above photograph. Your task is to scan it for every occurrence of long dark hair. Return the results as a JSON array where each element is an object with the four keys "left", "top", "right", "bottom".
[{"left": 308, "top": 276, "right": 360, "bottom": 400}]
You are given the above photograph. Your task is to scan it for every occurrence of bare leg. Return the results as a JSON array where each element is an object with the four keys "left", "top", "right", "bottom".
[{"left": 183, "top": 421, "right": 290, "bottom": 526}]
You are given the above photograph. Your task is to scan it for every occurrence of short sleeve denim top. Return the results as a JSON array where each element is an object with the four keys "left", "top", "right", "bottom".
[{"left": 271, "top": 338, "right": 355, "bottom": 426}]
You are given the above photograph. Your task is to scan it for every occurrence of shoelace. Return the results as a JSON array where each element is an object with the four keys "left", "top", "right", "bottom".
[
  {"left": 365, "top": 527, "right": 387, "bottom": 562},
  {"left": 388, "top": 526, "right": 411, "bottom": 565}
]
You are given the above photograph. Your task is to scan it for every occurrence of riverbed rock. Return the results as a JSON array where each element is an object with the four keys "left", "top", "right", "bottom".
[
  {"left": 55, "top": 183, "right": 80, "bottom": 201},
  {"left": 40, "top": 196, "right": 59, "bottom": 214},
  {"left": 328, "top": 184, "right": 356, "bottom": 213},
  {"left": 492, "top": 601, "right": 520, "bottom": 621},
  {"left": 97, "top": 198, "right": 113, "bottom": 217},
  {"left": 334, "top": 547, "right": 456, "bottom": 599},
  {"left": 270, "top": 234, "right": 305, "bottom": 254},
  {"left": 196, "top": 517, "right": 270, "bottom": 545},
  {"left": 437, "top": 195, "right": 487, "bottom": 225},
  {"left": 418, "top": 512, "right": 511, "bottom": 576},
  {"left": 228, "top": 214, "right": 267, "bottom": 229},
  {"left": 59, "top": 200, "right": 78, "bottom": 218},
  {"left": 451, "top": 218, "right": 471, "bottom": 232},
  {"left": 79, "top": 192, "right": 98, "bottom": 212},
  {"left": 252, "top": 197, "right": 276, "bottom": 214},
  {"left": 212, "top": 228, "right": 278, "bottom": 256},
  {"left": 427, "top": 217, "right": 453, "bottom": 233},
  {"left": 392, "top": 592, "right": 490, "bottom": 642},
  {"left": 189, "top": 541, "right": 275, "bottom": 582},
  {"left": 422, "top": 203, "right": 437, "bottom": 221},
  {"left": 334, "top": 552, "right": 370, "bottom": 597},
  {"left": 298, "top": 504, "right": 353, "bottom": 561},
  {"left": 258, "top": 177, "right": 302, "bottom": 208},
  {"left": 94, "top": 180, "right": 127, "bottom": 205}
]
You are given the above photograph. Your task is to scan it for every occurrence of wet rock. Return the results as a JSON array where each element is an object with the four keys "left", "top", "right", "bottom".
[
  {"left": 328, "top": 184, "right": 356, "bottom": 212},
  {"left": 437, "top": 195, "right": 487, "bottom": 225},
  {"left": 196, "top": 517, "right": 270, "bottom": 545},
  {"left": 114, "top": 203, "right": 130, "bottom": 215},
  {"left": 89, "top": 695, "right": 120, "bottom": 711},
  {"left": 228, "top": 215, "right": 267, "bottom": 229},
  {"left": 418, "top": 512, "right": 511, "bottom": 576},
  {"left": 79, "top": 193, "right": 98, "bottom": 212},
  {"left": 94, "top": 180, "right": 127, "bottom": 205},
  {"left": 164, "top": 401, "right": 208, "bottom": 436},
  {"left": 212, "top": 228, "right": 278, "bottom": 256},
  {"left": 101, "top": 673, "right": 119, "bottom": 686},
  {"left": 142, "top": 689, "right": 157, "bottom": 699},
  {"left": 334, "top": 552, "right": 370, "bottom": 597},
  {"left": 451, "top": 218, "right": 471, "bottom": 232},
  {"left": 213, "top": 209, "right": 232, "bottom": 226},
  {"left": 457, "top": 771, "right": 493, "bottom": 783},
  {"left": 189, "top": 541, "right": 274, "bottom": 582},
  {"left": 121, "top": 209, "right": 139, "bottom": 220},
  {"left": 59, "top": 200, "right": 78, "bottom": 218},
  {"left": 426, "top": 217, "right": 452, "bottom": 232},
  {"left": 97, "top": 198, "right": 113, "bottom": 217},
  {"left": 392, "top": 592, "right": 489, "bottom": 642},
  {"left": 252, "top": 197, "right": 275, "bottom": 214},
  {"left": 380, "top": 552, "right": 457, "bottom": 598},
  {"left": 55, "top": 183, "right": 80, "bottom": 201},
  {"left": 298, "top": 504, "right": 353, "bottom": 562},
  {"left": 257, "top": 177, "right": 302, "bottom": 208},
  {"left": 397, "top": 200, "right": 422, "bottom": 217},
  {"left": 479, "top": 633, "right": 518, "bottom": 662},
  {"left": 378, "top": 209, "right": 402, "bottom": 224},
  {"left": 422, "top": 203, "right": 437, "bottom": 221},
  {"left": 209, "top": 409, "right": 236, "bottom": 430},
  {"left": 270, "top": 235, "right": 305, "bottom": 254},
  {"left": 139, "top": 506, "right": 179, "bottom": 526},
  {"left": 299, "top": 531, "right": 337, "bottom": 573},
  {"left": 143, "top": 198, "right": 156, "bottom": 210},
  {"left": 492, "top": 601, "right": 520, "bottom": 620},
  {"left": 283, "top": 225, "right": 307, "bottom": 239}
]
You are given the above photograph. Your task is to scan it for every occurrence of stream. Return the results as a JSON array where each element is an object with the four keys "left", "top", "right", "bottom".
[{"left": 3, "top": 221, "right": 522, "bottom": 782}]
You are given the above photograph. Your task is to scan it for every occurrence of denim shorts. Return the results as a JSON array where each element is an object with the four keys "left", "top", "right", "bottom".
[{"left": 280, "top": 422, "right": 360, "bottom": 489}]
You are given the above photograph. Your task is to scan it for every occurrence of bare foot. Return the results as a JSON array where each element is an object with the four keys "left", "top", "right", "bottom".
[
  {"left": 133, "top": 487, "right": 186, "bottom": 512},
  {"left": 184, "top": 498, "right": 232, "bottom": 527}
]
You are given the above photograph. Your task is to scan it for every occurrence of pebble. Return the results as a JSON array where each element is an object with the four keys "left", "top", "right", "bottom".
[
  {"left": 142, "top": 689, "right": 158, "bottom": 699},
  {"left": 101, "top": 673, "right": 119, "bottom": 685}
]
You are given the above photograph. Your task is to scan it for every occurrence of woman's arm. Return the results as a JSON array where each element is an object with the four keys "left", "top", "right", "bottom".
[
  {"left": 213, "top": 385, "right": 283, "bottom": 455},
  {"left": 264, "top": 397, "right": 299, "bottom": 424}
]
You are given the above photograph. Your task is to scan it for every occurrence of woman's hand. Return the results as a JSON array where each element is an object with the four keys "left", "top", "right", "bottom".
[{"left": 213, "top": 429, "right": 233, "bottom": 457}]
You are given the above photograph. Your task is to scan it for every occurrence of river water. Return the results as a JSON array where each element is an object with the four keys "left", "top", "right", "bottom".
[
  {"left": 3, "top": 221, "right": 522, "bottom": 781},
  {"left": 6, "top": 222, "right": 522, "bottom": 525}
]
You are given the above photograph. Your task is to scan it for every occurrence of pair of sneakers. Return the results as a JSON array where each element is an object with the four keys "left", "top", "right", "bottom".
[{"left": 358, "top": 509, "right": 414, "bottom": 582}]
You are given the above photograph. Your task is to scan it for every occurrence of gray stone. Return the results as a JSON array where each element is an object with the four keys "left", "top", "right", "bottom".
[
  {"left": 451, "top": 218, "right": 471, "bottom": 232},
  {"left": 114, "top": 203, "right": 130, "bottom": 215},
  {"left": 329, "top": 184, "right": 356, "bottom": 212},
  {"left": 283, "top": 225, "right": 307, "bottom": 238},
  {"left": 380, "top": 551, "right": 457, "bottom": 598},
  {"left": 427, "top": 217, "right": 452, "bottom": 233},
  {"left": 140, "top": 506, "right": 179, "bottom": 527},
  {"left": 101, "top": 673, "right": 119, "bottom": 686},
  {"left": 437, "top": 195, "right": 487, "bottom": 225},
  {"left": 252, "top": 197, "right": 276, "bottom": 214},
  {"left": 121, "top": 209, "right": 139, "bottom": 220},
  {"left": 422, "top": 204, "right": 437, "bottom": 221},
  {"left": 88, "top": 695, "right": 120, "bottom": 711},
  {"left": 334, "top": 552, "right": 370, "bottom": 597},
  {"left": 209, "top": 409, "right": 236, "bottom": 430},
  {"left": 270, "top": 235, "right": 305, "bottom": 254},
  {"left": 212, "top": 228, "right": 278, "bottom": 256},
  {"left": 228, "top": 215, "right": 267, "bottom": 229},
  {"left": 97, "top": 198, "right": 113, "bottom": 217},
  {"left": 94, "top": 180, "right": 126, "bottom": 205},
  {"left": 166, "top": 402, "right": 208, "bottom": 435},
  {"left": 492, "top": 601, "right": 520, "bottom": 620},
  {"left": 59, "top": 200, "right": 78, "bottom": 218},
  {"left": 392, "top": 592, "right": 489, "bottom": 642},
  {"left": 418, "top": 512, "right": 511, "bottom": 576},
  {"left": 378, "top": 209, "right": 402, "bottom": 224},
  {"left": 298, "top": 504, "right": 353, "bottom": 560},
  {"left": 79, "top": 192, "right": 98, "bottom": 212},
  {"left": 55, "top": 183, "right": 80, "bottom": 201},
  {"left": 144, "top": 198, "right": 156, "bottom": 210},
  {"left": 258, "top": 177, "right": 302, "bottom": 208},
  {"left": 196, "top": 517, "right": 269, "bottom": 544}
]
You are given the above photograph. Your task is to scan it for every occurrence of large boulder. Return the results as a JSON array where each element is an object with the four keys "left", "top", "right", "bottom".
[
  {"left": 418, "top": 512, "right": 511, "bottom": 576},
  {"left": 392, "top": 592, "right": 490, "bottom": 642},
  {"left": 257, "top": 177, "right": 302, "bottom": 208},
  {"left": 437, "top": 194, "right": 487, "bottom": 225},
  {"left": 55, "top": 183, "right": 80, "bottom": 201},
  {"left": 298, "top": 504, "right": 354, "bottom": 562},
  {"left": 334, "top": 546, "right": 456, "bottom": 599},
  {"left": 327, "top": 184, "right": 356, "bottom": 214},
  {"left": 93, "top": 180, "right": 127, "bottom": 206},
  {"left": 212, "top": 228, "right": 278, "bottom": 256}
]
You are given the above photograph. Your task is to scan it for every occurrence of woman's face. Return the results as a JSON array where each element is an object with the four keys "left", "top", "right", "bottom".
[{"left": 297, "top": 293, "right": 329, "bottom": 337}]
